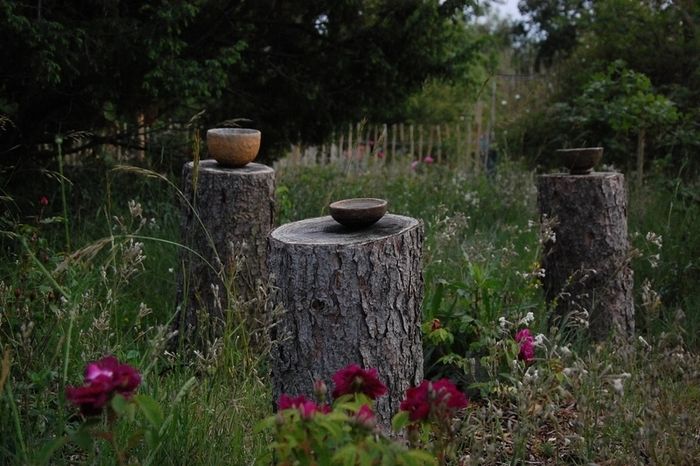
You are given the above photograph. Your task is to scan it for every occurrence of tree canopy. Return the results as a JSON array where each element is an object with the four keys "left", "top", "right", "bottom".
[
  {"left": 513, "top": 0, "right": 700, "bottom": 172},
  {"left": 0, "top": 0, "right": 482, "bottom": 163}
]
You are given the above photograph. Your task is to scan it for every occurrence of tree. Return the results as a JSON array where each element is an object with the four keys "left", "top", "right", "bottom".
[
  {"left": 515, "top": 0, "right": 593, "bottom": 69},
  {"left": 573, "top": 61, "right": 679, "bottom": 185},
  {"left": 511, "top": 0, "right": 700, "bottom": 173},
  {"left": 0, "top": 0, "right": 482, "bottom": 164}
]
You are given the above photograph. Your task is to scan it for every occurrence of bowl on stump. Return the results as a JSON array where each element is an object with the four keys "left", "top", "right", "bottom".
[
  {"left": 329, "top": 198, "right": 388, "bottom": 229},
  {"left": 556, "top": 147, "right": 603, "bottom": 175},
  {"left": 206, "top": 128, "right": 261, "bottom": 168}
]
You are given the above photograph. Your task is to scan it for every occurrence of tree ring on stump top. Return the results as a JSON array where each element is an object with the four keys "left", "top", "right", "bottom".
[
  {"left": 270, "top": 214, "right": 420, "bottom": 246},
  {"left": 185, "top": 159, "right": 274, "bottom": 175}
]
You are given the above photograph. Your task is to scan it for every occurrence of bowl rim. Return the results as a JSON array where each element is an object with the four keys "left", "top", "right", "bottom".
[
  {"left": 329, "top": 198, "right": 388, "bottom": 212},
  {"left": 207, "top": 128, "right": 261, "bottom": 137}
]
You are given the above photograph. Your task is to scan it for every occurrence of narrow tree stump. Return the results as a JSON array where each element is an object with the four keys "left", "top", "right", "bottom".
[
  {"left": 175, "top": 160, "right": 275, "bottom": 342},
  {"left": 268, "top": 214, "right": 424, "bottom": 425},
  {"left": 537, "top": 172, "right": 634, "bottom": 340}
]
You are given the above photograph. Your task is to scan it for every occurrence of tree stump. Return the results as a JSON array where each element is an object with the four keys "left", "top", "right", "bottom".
[
  {"left": 175, "top": 160, "right": 275, "bottom": 343},
  {"left": 268, "top": 214, "right": 424, "bottom": 425},
  {"left": 537, "top": 172, "right": 634, "bottom": 340}
]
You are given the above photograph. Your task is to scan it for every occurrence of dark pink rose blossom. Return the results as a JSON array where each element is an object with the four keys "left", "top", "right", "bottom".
[
  {"left": 66, "top": 356, "right": 141, "bottom": 416},
  {"left": 66, "top": 381, "right": 113, "bottom": 416},
  {"left": 298, "top": 400, "right": 321, "bottom": 419},
  {"left": 423, "top": 155, "right": 435, "bottom": 164},
  {"left": 400, "top": 379, "right": 468, "bottom": 422},
  {"left": 278, "top": 394, "right": 309, "bottom": 411},
  {"left": 277, "top": 394, "right": 328, "bottom": 419},
  {"left": 112, "top": 363, "right": 141, "bottom": 395},
  {"left": 84, "top": 356, "right": 141, "bottom": 397},
  {"left": 355, "top": 404, "right": 376, "bottom": 428},
  {"left": 331, "top": 364, "right": 387, "bottom": 400},
  {"left": 515, "top": 328, "right": 535, "bottom": 363},
  {"left": 85, "top": 358, "right": 116, "bottom": 383},
  {"left": 39, "top": 196, "right": 49, "bottom": 206},
  {"left": 431, "top": 379, "right": 469, "bottom": 410}
]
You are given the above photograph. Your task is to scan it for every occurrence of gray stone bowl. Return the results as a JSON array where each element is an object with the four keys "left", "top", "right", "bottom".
[{"left": 329, "top": 198, "right": 388, "bottom": 229}]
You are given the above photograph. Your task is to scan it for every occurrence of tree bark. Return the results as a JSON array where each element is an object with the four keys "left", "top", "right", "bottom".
[
  {"left": 537, "top": 172, "right": 634, "bottom": 341},
  {"left": 268, "top": 214, "right": 424, "bottom": 426},
  {"left": 175, "top": 160, "right": 275, "bottom": 344}
]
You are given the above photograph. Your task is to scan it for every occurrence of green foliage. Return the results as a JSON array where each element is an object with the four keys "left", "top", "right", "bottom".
[
  {"left": 546, "top": 61, "right": 679, "bottom": 150},
  {"left": 258, "top": 394, "right": 439, "bottom": 466},
  {"left": 2, "top": 149, "right": 700, "bottom": 463},
  {"left": 0, "top": 0, "right": 485, "bottom": 162},
  {"left": 512, "top": 0, "right": 700, "bottom": 173},
  {"left": 575, "top": 61, "right": 678, "bottom": 134}
]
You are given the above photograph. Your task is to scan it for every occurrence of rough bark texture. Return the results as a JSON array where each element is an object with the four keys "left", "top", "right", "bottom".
[
  {"left": 268, "top": 214, "right": 424, "bottom": 425},
  {"left": 175, "top": 160, "right": 275, "bottom": 342},
  {"left": 538, "top": 172, "right": 634, "bottom": 340}
]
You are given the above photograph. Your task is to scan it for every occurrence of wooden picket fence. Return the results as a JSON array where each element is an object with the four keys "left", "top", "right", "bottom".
[{"left": 280, "top": 106, "right": 490, "bottom": 173}]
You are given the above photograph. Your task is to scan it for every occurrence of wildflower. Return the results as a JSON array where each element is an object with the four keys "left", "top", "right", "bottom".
[
  {"left": 423, "top": 155, "right": 434, "bottom": 164},
  {"left": 376, "top": 150, "right": 385, "bottom": 159},
  {"left": 431, "top": 318, "right": 441, "bottom": 331},
  {"left": 534, "top": 333, "right": 546, "bottom": 347},
  {"left": 39, "top": 196, "right": 49, "bottom": 206},
  {"left": 331, "top": 364, "right": 387, "bottom": 400},
  {"left": 411, "top": 160, "right": 419, "bottom": 171},
  {"left": 498, "top": 316, "right": 507, "bottom": 328},
  {"left": 66, "top": 356, "right": 141, "bottom": 416},
  {"left": 645, "top": 231, "right": 663, "bottom": 248},
  {"left": 399, "top": 379, "right": 468, "bottom": 422},
  {"left": 611, "top": 378, "right": 624, "bottom": 395},
  {"left": 515, "top": 328, "right": 535, "bottom": 363},
  {"left": 519, "top": 312, "right": 535, "bottom": 325}
]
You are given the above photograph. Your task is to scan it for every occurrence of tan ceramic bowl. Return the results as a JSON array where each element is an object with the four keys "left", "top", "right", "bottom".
[{"left": 206, "top": 128, "right": 261, "bottom": 168}]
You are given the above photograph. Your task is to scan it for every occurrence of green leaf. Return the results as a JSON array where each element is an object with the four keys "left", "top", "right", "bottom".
[
  {"left": 332, "top": 444, "right": 358, "bottom": 466},
  {"left": 111, "top": 393, "right": 128, "bottom": 416},
  {"left": 392, "top": 410, "right": 411, "bottom": 432},
  {"left": 34, "top": 435, "right": 68, "bottom": 465},
  {"left": 406, "top": 449, "right": 438, "bottom": 465},
  {"left": 134, "top": 394, "right": 164, "bottom": 428},
  {"left": 70, "top": 426, "right": 94, "bottom": 451}
]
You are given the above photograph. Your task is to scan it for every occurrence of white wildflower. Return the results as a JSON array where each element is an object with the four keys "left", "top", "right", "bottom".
[
  {"left": 519, "top": 312, "right": 535, "bottom": 325},
  {"left": 611, "top": 378, "right": 624, "bottom": 395},
  {"left": 128, "top": 200, "right": 143, "bottom": 219},
  {"left": 645, "top": 231, "right": 663, "bottom": 248},
  {"left": 534, "top": 333, "right": 546, "bottom": 347},
  {"left": 638, "top": 335, "right": 652, "bottom": 349}
]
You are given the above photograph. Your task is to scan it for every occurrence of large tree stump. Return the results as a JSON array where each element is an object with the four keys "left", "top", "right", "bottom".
[
  {"left": 268, "top": 214, "right": 424, "bottom": 425},
  {"left": 537, "top": 172, "right": 634, "bottom": 340},
  {"left": 175, "top": 160, "right": 275, "bottom": 343}
]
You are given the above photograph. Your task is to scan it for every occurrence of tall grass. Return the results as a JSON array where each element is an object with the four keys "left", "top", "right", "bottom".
[{"left": 1, "top": 153, "right": 699, "bottom": 464}]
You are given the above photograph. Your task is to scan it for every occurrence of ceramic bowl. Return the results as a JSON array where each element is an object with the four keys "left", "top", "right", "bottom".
[
  {"left": 206, "top": 128, "right": 261, "bottom": 168},
  {"left": 329, "top": 198, "right": 388, "bottom": 229},
  {"left": 556, "top": 147, "right": 603, "bottom": 175}
]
